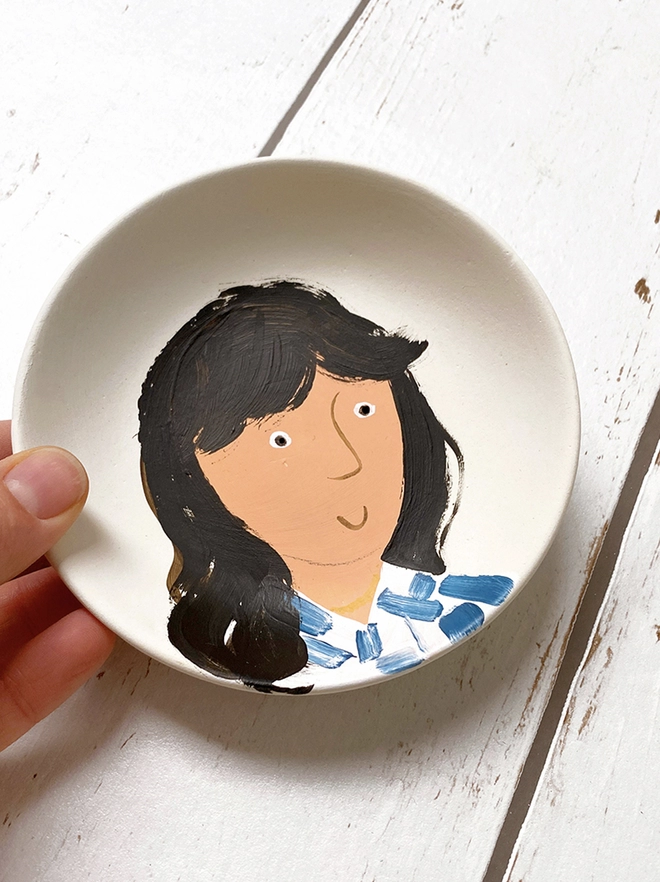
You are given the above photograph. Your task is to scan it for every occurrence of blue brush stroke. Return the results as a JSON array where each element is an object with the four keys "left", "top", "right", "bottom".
[
  {"left": 439, "top": 575, "right": 513, "bottom": 606},
  {"left": 304, "top": 636, "right": 354, "bottom": 669},
  {"left": 439, "top": 603, "right": 485, "bottom": 642},
  {"left": 376, "top": 648, "right": 423, "bottom": 675},
  {"left": 376, "top": 588, "right": 443, "bottom": 621},
  {"left": 356, "top": 623, "right": 383, "bottom": 663},
  {"left": 408, "top": 572, "right": 436, "bottom": 601},
  {"left": 293, "top": 595, "right": 333, "bottom": 636},
  {"left": 404, "top": 617, "right": 428, "bottom": 654}
]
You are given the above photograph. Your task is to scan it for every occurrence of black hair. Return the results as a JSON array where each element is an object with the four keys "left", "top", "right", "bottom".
[{"left": 138, "top": 281, "right": 461, "bottom": 693}]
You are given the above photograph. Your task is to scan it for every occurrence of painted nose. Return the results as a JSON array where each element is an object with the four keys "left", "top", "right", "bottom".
[{"left": 327, "top": 392, "right": 363, "bottom": 480}]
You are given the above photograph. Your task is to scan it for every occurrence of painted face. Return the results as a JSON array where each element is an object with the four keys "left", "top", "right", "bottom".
[{"left": 196, "top": 370, "right": 404, "bottom": 567}]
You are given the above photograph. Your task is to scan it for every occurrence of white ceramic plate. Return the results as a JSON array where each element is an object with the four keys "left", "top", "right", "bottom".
[{"left": 13, "top": 159, "right": 579, "bottom": 695}]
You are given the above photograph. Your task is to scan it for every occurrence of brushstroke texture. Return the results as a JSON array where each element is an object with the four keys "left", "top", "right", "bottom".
[
  {"left": 303, "top": 636, "right": 354, "bottom": 668},
  {"left": 356, "top": 623, "right": 383, "bottom": 662},
  {"left": 138, "top": 281, "right": 462, "bottom": 690},
  {"left": 439, "top": 603, "right": 485, "bottom": 642},
  {"left": 376, "top": 588, "right": 443, "bottom": 621},
  {"left": 376, "top": 647, "right": 423, "bottom": 675},
  {"left": 439, "top": 574, "right": 513, "bottom": 606},
  {"left": 294, "top": 595, "right": 333, "bottom": 636},
  {"left": 404, "top": 616, "right": 429, "bottom": 654},
  {"left": 408, "top": 572, "right": 436, "bottom": 600}
]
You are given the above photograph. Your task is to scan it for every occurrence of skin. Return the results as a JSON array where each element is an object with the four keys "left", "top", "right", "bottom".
[
  {"left": 196, "top": 370, "right": 405, "bottom": 624},
  {"left": 0, "top": 421, "right": 115, "bottom": 752}
]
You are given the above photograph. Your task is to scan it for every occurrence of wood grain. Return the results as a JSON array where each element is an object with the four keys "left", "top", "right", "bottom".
[
  {"left": 1, "top": 1, "right": 659, "bottom": 880},
  {"left": 270, "top": 0, "right": 660, "bottom": 876},
  {"left": 505, "top": 442, "right": 660, "bottom": 882},
  {"left": 0, "top": 0, "right": 358, "bottom": 417}
]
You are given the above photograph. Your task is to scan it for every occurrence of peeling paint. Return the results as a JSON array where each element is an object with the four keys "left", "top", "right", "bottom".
[
  {"left": 561, "top": 692, "right": 578, "bottom": 737},
  {"left": 578, "top": 703, "right": 595, "bottom": 737},
  {"left": 583, "top": 630, "right": 602, "bottom": 669},
  {"left": 634, "top": 278, "right": 651, "bottom": 304},
  {"left": 584, "top": 521, "right": 609, "bottom": 584},
  {"left": 515, "top": 619, "right": 561, "bottom": 734}
]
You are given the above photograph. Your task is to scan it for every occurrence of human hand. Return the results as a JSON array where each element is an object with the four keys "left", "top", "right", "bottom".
[{"left": 0, "top": 421, "right": 115, "bottom": 751}]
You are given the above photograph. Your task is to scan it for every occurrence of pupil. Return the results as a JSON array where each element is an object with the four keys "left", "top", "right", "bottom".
[
  {"left": 276, "top": 435, "right": 286, "bottom": 446},
  {"left": 360, "top": 405, "right": 370, "bottom": 415}
]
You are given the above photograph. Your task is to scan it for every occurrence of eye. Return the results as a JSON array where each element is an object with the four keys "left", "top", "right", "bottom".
[
  {"left": 354, "top": 402, "right": 376, "bottom": 418},
  {"left": 269, "top": 431, "right": 292, "bottom": 448}
]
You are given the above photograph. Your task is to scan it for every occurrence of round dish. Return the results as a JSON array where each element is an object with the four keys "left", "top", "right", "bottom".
[{"left": 13, "top": 159, "right": 580, "bottom": 694}]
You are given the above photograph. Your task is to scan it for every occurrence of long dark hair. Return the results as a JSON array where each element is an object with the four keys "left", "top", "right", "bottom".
[{"left": 138, "top": 281, "right": 461, "bottom": 692}]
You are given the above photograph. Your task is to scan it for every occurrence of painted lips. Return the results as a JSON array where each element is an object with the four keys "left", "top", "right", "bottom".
[{"left": 337, "top": 505, "right": 368, "bottom": 531}]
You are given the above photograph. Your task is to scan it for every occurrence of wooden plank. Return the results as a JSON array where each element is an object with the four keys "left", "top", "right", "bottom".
[
  {"left": 0, "top": 0, "right": 358, "bottom": 417},
  {"left": 504, "top": 442, "right": 660, "bottom": 882},
  {"left": 1, "top": 2, "right": 659, "bottom": 881},
  {"left": 269, "top": 1, "right": 660, "bottom": 877}
]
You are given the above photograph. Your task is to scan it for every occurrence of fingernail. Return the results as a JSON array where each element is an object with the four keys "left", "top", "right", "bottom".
[{"left": 3, "top": 448, "right": 87, "bottom": 519}]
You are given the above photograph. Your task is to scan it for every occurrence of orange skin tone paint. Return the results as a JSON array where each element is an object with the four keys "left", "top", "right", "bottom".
[{"left": 196, "top": 370, "right": 404, "bottom": 623}]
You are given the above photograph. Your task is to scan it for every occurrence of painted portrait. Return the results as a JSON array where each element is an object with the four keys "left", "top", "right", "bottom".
[{"left": 138, "top": 280, "right": 513, "bottom": 693}]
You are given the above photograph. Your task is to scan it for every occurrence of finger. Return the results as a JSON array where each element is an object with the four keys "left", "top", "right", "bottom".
[
  {"left": 0, "top": 607, "right": 115, "bottom": 752},
  {"left": 0, "top": 447, "right": 88, "bottom": 584},
  {"left": 0, "top": 421, "right": 10, "bottom": 460},
  {"left": 0, "top": 567, "right": 81, "bottom": 663},
  {"left": 18, "top": 556, "right": 50, "bottom": 577}
]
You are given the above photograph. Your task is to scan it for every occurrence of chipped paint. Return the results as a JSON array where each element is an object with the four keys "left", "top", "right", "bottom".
[
  {"left": 584, "top": 521, "right": 610, "bottom": 584},
  {"left": 515, "top": 619, "right": 561, "bottom": 734},
  {"left": 4, "top": 6, "right": 660, "bottom": 882},
  {"left": 582, "top": 629, "right": 602, "bottom": 669},
  {"left": 560, "top": 691, "right": 578, "bottom": 738},
  {"left": 634, "top": 278, "right": 651, "bottom": 304},
  {"left": 577, "top": 703, "right": 595, "bottom": 737}
]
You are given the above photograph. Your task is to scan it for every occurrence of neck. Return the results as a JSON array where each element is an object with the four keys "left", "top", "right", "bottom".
[{"left": 284, "top": 552, "right": 384, "bottom": 625}]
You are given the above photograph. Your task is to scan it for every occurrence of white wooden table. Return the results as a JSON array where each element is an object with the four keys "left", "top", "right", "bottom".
[{"left": 1, "top": 2, "right": 659, "bottom": 880}]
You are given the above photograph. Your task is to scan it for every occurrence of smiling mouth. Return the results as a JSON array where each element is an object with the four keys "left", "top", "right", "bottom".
[{"left": 337, "top": 506, "right": 368, "bottom": 531}]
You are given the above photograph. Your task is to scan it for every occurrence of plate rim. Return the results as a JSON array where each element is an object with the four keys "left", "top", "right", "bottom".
[{"left": 12, "top": 157, "right": 581, "bottom": 694}]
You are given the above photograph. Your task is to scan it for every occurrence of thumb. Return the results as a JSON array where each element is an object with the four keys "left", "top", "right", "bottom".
[{"left": 0, "top": 447, "right": 88, "bottom": 584}]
